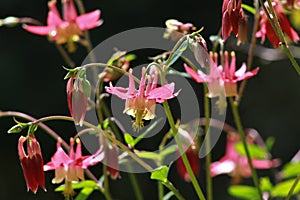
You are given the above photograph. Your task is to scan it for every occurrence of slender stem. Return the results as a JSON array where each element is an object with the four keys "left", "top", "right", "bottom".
[
  {"left": 204, "top": 86, "right": 212, "bottom": 200},
  {"left": 128, "top": 172, "right": 144, "bottom": 200},
  {"left": 55, "top": 43, "right": 75, "bottom": 68},
  {"left": 162, "top": 101, "right": 206, "bottom": 200},
  {"left": 229, "top": 98, "right": 263, "bottom": 200},
  {"left": 237, "top": 0, "right": 260, "bottom": 103},
  {"left": 284, "top": 173, "right": 300, "bottom": 200},
  {"left": 260, "top": 0, "right": 300, "bottom": 75},
  {"left": 164, "top": 35, "right": 187, "bottom": 69},
  {"left": 103, "top": 164, "right": 113, "bottom": 200},
  {"left": 158, "top": 180, "right": 164, "bottom": 200},
  {"left": 162, "top": 181, "right": 186, "bottom": 200}
]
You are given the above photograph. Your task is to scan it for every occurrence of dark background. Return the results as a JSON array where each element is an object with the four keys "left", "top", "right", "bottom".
[{"left": 0, "top": 0, "right": 299, "bottom": 199}]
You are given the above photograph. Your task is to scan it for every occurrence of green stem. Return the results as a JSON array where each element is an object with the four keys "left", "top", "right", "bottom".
[
  {"left": 162, "top": 101, "right": 206, "bottom": 200},
  {"left": 128, "top": 172, "right": 144, "bottom": 200},
  {"left": 260, "top": 0, "right": 300, "bottom": 76},
  {"left": 284, "top": 173, "right": 300, "bottom": 200},
  {"left": 103, "top": 164, "right": 113, "bottom": 200},
  {"left": 55, "top": 44, "right": 75, "bottom": 68},
  {"left": 204, "top": 86, "right": 212, "bottom": 200},
  {"left": 158, "top": 181, "right": 164, "bottom": 200},
  {"left": 162, "top": 181, "right": 186, "bottom": 200},
  {"left": 164, "top": 35, "right": 187, "bottom": 69},
  {"left": 229, "top": 98, "right": 263, "bottom": 200},
  {"left": 237, "top": 0, "right": 260, "bottom": 103}
]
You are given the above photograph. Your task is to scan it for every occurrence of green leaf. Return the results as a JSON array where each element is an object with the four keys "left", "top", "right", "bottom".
[
  {"left": 166, "top": 39, "right": 188, "bottom": 67},
  {"left": 281, "top": 162, "right": 300, "bottom": 179},
  {"left": 235, "top": 142, "right": 268, "bottom": 159},
  {"left": 81, "top": 78, "right": 91, "bottom": 98},
  {"left": 7, "top": 124, "right": 26, "bottom": 134},
  {"left": 151, "top": 166, "right": 169, "bottom": 183},
  {"left": 167, "top": 69, "right": 191, "bottom": 78},
  {"left": 55, "top": 180, "right": 98, "bottom": 192},
  {"left": 124, "top": 54, "right": 136, "bottom": 62},
  {"left": 228, "top": 185, "right": 259, "bottom": 200},
  {"left": 124, "top": 133, "right": 135, "bottom": 148},
  {"left": 241, "top": 4, "right": 256, "bottom": 15},
  {"left": 136, "top": 151, "right": 160, "bottom": 160},
  {"left": 63, "top": 67, "right": 80, "bottom": 79},
  {"left": 75, "top": 188, "right": 94, "bottom": 200},
  {"left": 265, "top": 137, "right": 275, "bottom": 152},
  {"left": 163, "top": 191, "right": 174, "bottom": 200},
  {"left": 271, "top": 179, "right": 300, "bottom": 197},
  {"left": 260, "top": 177, "right": 273, "bottom": 192}
]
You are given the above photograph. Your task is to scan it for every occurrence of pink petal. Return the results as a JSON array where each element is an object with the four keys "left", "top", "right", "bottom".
[
  {"left": 47, "top": 0, "right": 63, "bottom": 26},
  {"left": 106, "top": 83, "right": 133, "bottom": 99},
  {"left": 76, "top": 10, "right": 102, "bottom": 30},
  {"left": 184, "top": 64, "right": 207, "bottom": 83},
  {"left": 147, "top": 83, "right": 176, "bottom": 103},
  {"left": 63, "top": 0, "right": 78, "bottom": 22},
  {"left": 252, "top": 158, "right": 280, "bottom": 169},
  {"left": 128, "top": 69, "right": 136, "bottom": 96},
  {"left": 23, "top": 25, "right": 54, "bottom": 36},
  {"left": 234, "top": 63, "right": 246, "bottom": 77},
  {"left": 48, "top": 146, "right": 71, "bottom": 168},
  {"left": 81, "top": 151, "right": 104, "bottom": 168},
  {"left": 210, "top": 159, "right": 235, "bottom": 177},
  {"left": 235, "top": 67, "right": 259, "bottom": 81}
]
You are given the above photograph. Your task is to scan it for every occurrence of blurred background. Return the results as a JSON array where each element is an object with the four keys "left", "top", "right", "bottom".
[{"left": 0, "top": 0, "right": 299, "bottom": 199}]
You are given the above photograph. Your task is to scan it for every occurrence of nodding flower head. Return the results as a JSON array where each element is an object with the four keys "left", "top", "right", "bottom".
[
  {"left": 18, "top": 134, "right": 46, "bottom": 193},
  {"left": 106, "top": 67, "right": 179, "bottom": 131}
]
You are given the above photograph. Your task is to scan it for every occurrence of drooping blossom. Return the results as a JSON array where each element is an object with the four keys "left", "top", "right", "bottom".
[
  {"left": 176, "top": 125, "right": 200, "bottom": 182},
  {"left": 164, "top": 19, "right": 196, "bottom": 41},
  {"left": 23, "top": 0, "right": 102, "bottom": 49},
  {"left": 66, "top": 74, "right": 90, "bottom": 126},
  {"left": 222, "top": 0, "right": 248, "bottom": 43},
  {"left": 210, "top": 132, "right": 280, "bottom": 183},
  {"left": 100, "top": 135, "right": 119, "bottom": 179},
  {"left": 106, "top": 67, "right": 179, "bottom": 131},
  {"left": 18, "top": 134, "right": 46, "bottom": 193},
  {"left": 44, "top": 138, "right": 104, "bottom": 196},
  {"left": 184, "top": 51, "right": 259, "bottom": 97},
  {"left": 256, "top": 0, "right": 299, "bottom": 48}
]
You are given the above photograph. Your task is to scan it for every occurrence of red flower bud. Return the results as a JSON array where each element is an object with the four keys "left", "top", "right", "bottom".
[
  {"left": 18, "top": 135, "right": 46, "bottom": 193},
  {"left": 66, "top": 76, "right": 88, "bottom": 126}
]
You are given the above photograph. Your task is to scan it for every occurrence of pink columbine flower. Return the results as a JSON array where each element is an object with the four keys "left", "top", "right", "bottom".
[
  {"left": 18, "top": 134, "right": 46, "bottom": 193},
  {"left": 210, "top": 133, "right": 279, "bottom": 183},
  {"left": 222, "top": 0, "right": 248, "bottom": 43},
  {"left": 100, "top": 136, "right": 119, "bottom": 179},
  {"left": 106, "top": 67, "right": 178, "bottom": 131},
  {"left": 184, "top": 51, "right": 259, "bottom": 97},
  {"left": 44, "top": 138, "right": 104, "bottom": 196},
  {"left": 219, "top": 51, "right": 259, "bottom": 96},
  {"left": 66, "top": 75, "right": 89, "bottom": 126},
  {"left": 256, "top": 0, "right": 299, "bottom": 48},
  {"left": 23, "top": 0, "right": 102, "bottom": 46}
]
